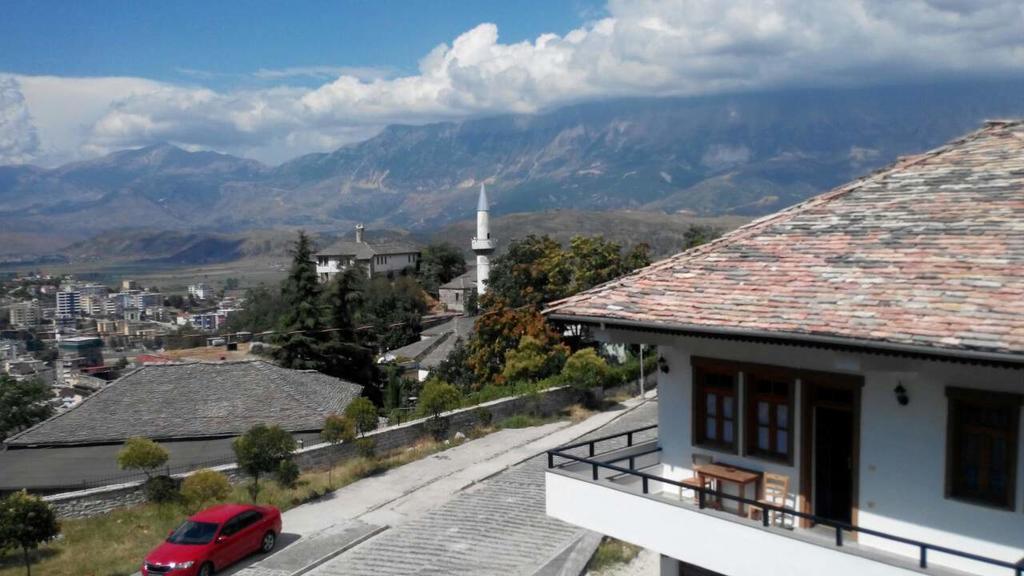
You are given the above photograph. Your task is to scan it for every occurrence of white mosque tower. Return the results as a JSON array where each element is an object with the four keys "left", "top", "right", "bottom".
[{"left": 471, "top": 183, "right": 495, "bottom": 295}]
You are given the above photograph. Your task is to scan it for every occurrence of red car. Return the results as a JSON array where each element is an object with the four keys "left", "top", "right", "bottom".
[{"left": 142, "top": 504, "right": 282, "bottom": 576}]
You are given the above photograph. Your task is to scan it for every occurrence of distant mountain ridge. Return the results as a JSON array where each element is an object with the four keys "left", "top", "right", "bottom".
[{"left": 3, "top": 79, "right": 1024, "bottom": 252}]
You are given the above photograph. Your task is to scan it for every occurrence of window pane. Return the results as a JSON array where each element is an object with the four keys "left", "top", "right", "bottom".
[
  {"left": 777, "top": 431, "right": 788, "bottom": 454},
  {"left": 706, "top": 393, "right": 717, "bottom": 416},
  {"left": 758, "top": 401, "right": 769, "bottom": 425},
  {"left": 723, "top": 421, "right": 734, "bottom": 443},
  {"left": 723, "top": 397, "right": 734, "bottom": 419},
  {"left": 705, "top": 417, "right": 717, "bottom": 440},
  {"left": 777, "top": 405, "right": 789, "bottom": 429},
  {"left": 758, "top": 426, "right": 770, "bottom": 450}
]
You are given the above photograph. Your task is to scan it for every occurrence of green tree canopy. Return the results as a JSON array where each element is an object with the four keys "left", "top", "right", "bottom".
[
  {"left": 0, "top": 490, "right": 60, "bottom": 576},
  {"left": 232, "top": 424, "right": 297, "bottom": 502},
  {"left": 181, "top": 469, "right": 232, "bottom": 512},
  {"left": 432, "top": 338, "right": 477, "bottom": 393},
  {"left": 357, "top": 276, "right": 428, "bottom": 353},
  {"left": 418, "top": 242, "right": 468, "bottom": 294},
  {"left": 223, "top": 285, "right": 288, "bottom": 334},
  {"left": 418, "top": 378, "right": 462, "bottom": 418},
  {"left": 0, "top": 376, "right": 53, "bottom": 441},
  {"left": 344, "top": 397, "right": 379, "bottom": 437},
  {"left": 273, "top": 231, "right": 327, "bottom": 371},
  {"left": 468, "top": 304, "right": 564, "bottom": 386},
  {"left": 561, "top": 348, "right": 611, "bottom": 390},
  {"left": 116, "top": 437, "right": 169, "bottom": 479},
  {"left": 320, "top": 267, "right": 377, "bottom": 387},
  {"left": 501, "top": 335, "right": 568, "bottom": 385},
  {"left": 321, "top": 414, "right": 356, "bottom": 445}
]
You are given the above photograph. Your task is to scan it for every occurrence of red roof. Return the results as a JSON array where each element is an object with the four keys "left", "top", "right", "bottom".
[{"left": 545, "top": 121, "right": 1024, "bottom": 363}]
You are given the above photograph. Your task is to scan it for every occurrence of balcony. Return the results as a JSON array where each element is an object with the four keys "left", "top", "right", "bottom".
[
  {"left": 546, "top": 426, "right": 1023, "bottom": 576},
  {"left": 471, "top": 238, "right": 494, "bottom": 252}
]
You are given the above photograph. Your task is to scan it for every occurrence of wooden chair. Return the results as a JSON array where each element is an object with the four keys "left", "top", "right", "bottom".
[
  {"left": 749, "top": 472, "right": 790, "bottom": 527},
  {"left": 680, "top": 453, "right": 714, "bottom": 503}
]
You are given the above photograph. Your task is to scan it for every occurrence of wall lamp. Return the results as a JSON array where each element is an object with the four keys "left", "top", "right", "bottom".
[{"left": 894, "top": 383, "right": 909, "bottom": 406}]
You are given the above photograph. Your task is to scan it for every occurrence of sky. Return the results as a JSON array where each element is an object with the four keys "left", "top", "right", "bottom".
[{"left": 1, "top": 0, "right": 1023, "bottom": 167}]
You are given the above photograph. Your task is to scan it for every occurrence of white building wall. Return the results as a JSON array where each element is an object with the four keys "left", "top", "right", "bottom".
[{"left": 626, "top": 332, "right": 1024, "bottom": 576}]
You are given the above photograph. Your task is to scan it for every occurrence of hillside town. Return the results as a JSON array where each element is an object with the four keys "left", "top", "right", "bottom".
[{"left": 1, "top": 3, "right": 1024, "bottom": 576}]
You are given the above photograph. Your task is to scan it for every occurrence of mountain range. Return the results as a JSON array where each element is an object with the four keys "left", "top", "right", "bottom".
[{"left": 3, "top": 79, "right": 1024, "bottom": 254}]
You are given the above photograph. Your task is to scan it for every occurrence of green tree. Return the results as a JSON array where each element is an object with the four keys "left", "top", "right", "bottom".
[
  {"left": 344, "top": 397, "right": 379, "bottom": 437},
  {"left": 433, "top": 338, "right": 477, "bottom": 393},
  {"left": 0, "top": 490, "right": 60, "bottom": 576},
  {"left": 468, "top": 303, "right": 564, "bottom": 386},
  {"left": 320, "top": 268, "right": 376, "bottom": 387},
  {"left": 501, "top": 335, "right": 568, "bottom": 385},
  {"left": 356, "top": 276, "right": 428, "bottom": 353},
  {"left": 0, "top": 377, "right": 53, "bottom": 441},
  {"left": 116, "top": 437, "right": 169, "bottom": 480},
  {"left": 418, "top": 243, "right": 468, "bottom": 294},
  {"left": 273, "top": 231, "right": 327, "bottom": 371},
  {"left": 320, "top": 414, "right": 356, "bottom": 487},
  {"left": 224, "top": 277, "right": 241, "bottom": 291},
  {"left": 418, "top": 378, "right": 462, "bottom": 418},
  {"left": 486, "top": 235, "right": 564, "bottom": 307},
  {"left": 223, "top": 285, "right": 288, "bottom": 333},
  {"left": 232, "top": 424, "right": 297, "bottom": 502},
  {"left": 180, "top": 469, "right": 232, "bottom": 512},
  {"left": 561, "top": 348, "right": 610, "bottom": 390}
]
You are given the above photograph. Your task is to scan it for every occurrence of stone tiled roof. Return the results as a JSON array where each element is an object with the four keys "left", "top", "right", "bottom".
[
  {"left": 5, "top": 360, "right": 363, "bottom": 446},
  {"left": 439, "top": 269, "right": 477, "bottom": 290},
  {"left": 317, "top": 240, "right": 420, "bottom": 259},
  {"left": 545, "top": 121, "right": 1024, "bottom": 361}
]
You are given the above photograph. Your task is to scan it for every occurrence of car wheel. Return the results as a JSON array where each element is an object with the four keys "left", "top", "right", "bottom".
[
  {"left": 260, "top": 531, "right": 276, "bottom": 554},
  {"left": 198, "top": 562, "right": 214, "bottom": 576}
]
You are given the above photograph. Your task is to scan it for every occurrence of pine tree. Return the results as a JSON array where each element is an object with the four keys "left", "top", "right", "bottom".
[
  {"left": 273, "top": 231, "right": 326, "bottom": 370},
  {"left": 320, "top": 267, "right": 376, "bottom": 387}
]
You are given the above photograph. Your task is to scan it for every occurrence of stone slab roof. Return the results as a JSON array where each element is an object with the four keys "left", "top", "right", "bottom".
[
  {"left": 546, "top": 121, "right": 1024, "bottom": 362},
  {"left": 5, "top": 360, "right": 363, "bottom": 446},
  {"left": 317, "top": 240, "right": 420, "bottom": 259},
  {"left": 439, "top": 269, "right": 477, "bottom": 291}
]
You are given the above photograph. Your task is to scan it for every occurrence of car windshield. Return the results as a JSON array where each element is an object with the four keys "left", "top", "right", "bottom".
[{"left": 167, "top": 520, "right": 219, "bottom": 545}]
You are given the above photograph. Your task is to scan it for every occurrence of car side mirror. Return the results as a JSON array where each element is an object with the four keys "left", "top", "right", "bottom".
[{"left": 216, "top": 536, "right": 226, "bottom": 544}]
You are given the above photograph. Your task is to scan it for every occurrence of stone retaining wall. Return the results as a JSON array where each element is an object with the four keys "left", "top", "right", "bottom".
[{"left": 44, "top": 386, "right": 581, "bottom": 519}]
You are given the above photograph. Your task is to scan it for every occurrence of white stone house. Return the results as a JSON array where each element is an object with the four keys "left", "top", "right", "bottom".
[
  {"left": 315, "top": 224, "right": 421, "bottom": 282},
  {"left": 543, "top": 121, "right": 1024, "bottom": 576}
]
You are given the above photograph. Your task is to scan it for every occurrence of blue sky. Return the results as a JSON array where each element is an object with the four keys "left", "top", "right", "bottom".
[
  {"left": 0, "top": 0, "right": 602, "bottom": 88},
  {"left": 2, "top": 0, "right": 1023, "bottom": 166}
]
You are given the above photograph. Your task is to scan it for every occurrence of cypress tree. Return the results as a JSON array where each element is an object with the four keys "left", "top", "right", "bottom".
[{"left": 273, "top": 231, "right": 326, "bottom": 370}]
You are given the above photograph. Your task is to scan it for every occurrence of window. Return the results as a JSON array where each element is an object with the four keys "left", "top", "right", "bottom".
[
  {"left": 745, "top": 375, "right": 794, "bottom": 462},
  {"left": 946, "top": 388, "right": 1020, "bottom": 509},
  {"left": 693, "top": 363, "right": 738, "bottom": 451}
]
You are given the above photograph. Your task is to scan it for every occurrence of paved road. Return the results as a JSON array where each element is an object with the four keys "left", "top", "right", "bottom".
[{"left": 306, "top": 399, "right": 660, "bottom": 576}]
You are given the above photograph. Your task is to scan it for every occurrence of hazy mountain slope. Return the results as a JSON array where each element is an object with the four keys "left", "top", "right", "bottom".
[{"left": 2, "top": 79, "right": 1023, "bottom": 248}]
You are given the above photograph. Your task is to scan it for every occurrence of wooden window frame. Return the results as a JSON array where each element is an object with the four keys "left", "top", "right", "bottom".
[
  {"left": 744, "top": 373, "right": 795, "bottom": 465},
  {"left": 692, "top": 359, "right": 740, "bottom": 454},
  {"left": 945, "top": 387, "right": 1021, "bottom": 511}
]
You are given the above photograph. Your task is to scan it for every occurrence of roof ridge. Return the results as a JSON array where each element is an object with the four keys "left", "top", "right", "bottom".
[{"left": 543, "top": 122, "right": 1003, "bottom": 315}]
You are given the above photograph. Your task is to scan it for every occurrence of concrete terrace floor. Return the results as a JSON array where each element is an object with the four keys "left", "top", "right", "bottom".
[{"left": 303, "top": 398, "right": 660, "bottom": 576}]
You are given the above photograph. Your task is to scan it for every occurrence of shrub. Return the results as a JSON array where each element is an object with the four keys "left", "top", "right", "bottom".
[
  {"left": 233, "top": 424, "right": 297, "bottom": 502},
  {"left": 0, "top": 490, "right": 60, "bottom": 576},
  {"left": 181, "top": 469, "right": 231, "bottom": 511},
  {"left": 276, "top": 459, "right": 301, "bottom": 489},
  {"left": 354, "top": 438, "right": 376, "bottom": 458},
  {"left": 561, "top": 348, "right": 610, "bottom": 390},
  {"left": 344, "top": 397, "right": 379, "bottom": 437},
  {"left": 501, "top": 335, "right": 567, "bottom": 385},
  {"left": 473, "top": 406, "right": 493, "bottom": 427},
  {"left": 418, "top": 378, "right": 462, "bottom": 418},
  {"left": 321, "top": 414, "right": 356, "bottom": 445},
  {"left": 143, "top": 475, "right": 180, "bottom": 504},
  {"left": 117, "top": 437, "right": 169, "bottom": 480}
]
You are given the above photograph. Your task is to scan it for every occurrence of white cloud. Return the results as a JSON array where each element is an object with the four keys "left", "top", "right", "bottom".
[
  {"left": 0, "top": 76, "right": 41, "bottom": 164},
  {"left": 4, "top": 0, "right": 1024, "bottom": 166}
]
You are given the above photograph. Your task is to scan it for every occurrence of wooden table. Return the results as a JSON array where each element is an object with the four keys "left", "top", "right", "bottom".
[{"left": 694, "top": 464, "right": 761, "bottom": 516}]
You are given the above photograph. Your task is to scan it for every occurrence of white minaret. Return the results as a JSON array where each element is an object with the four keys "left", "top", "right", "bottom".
[{"left": 471, "top": 183, "right": 494, "bottom": 295}]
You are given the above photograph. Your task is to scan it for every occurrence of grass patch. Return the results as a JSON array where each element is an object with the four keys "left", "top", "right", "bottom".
[
  {"left": 586, "top": 537, "right": 642, "bottom": 574},
  {"left": 496, "top": 413, "right": 557, "bottom": 429},
  {"left": 0, "top": 437, "right": 454, "bottom": 576}
]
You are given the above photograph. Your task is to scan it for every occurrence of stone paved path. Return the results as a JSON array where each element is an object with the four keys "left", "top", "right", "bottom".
[{"left": 307, "top": 399, "right": 659, "bottom": 576}]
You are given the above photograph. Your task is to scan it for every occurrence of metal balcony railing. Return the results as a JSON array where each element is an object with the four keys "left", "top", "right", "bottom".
[{"left": 547, "top": 425, "right": 1023, "bottom": 576}]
